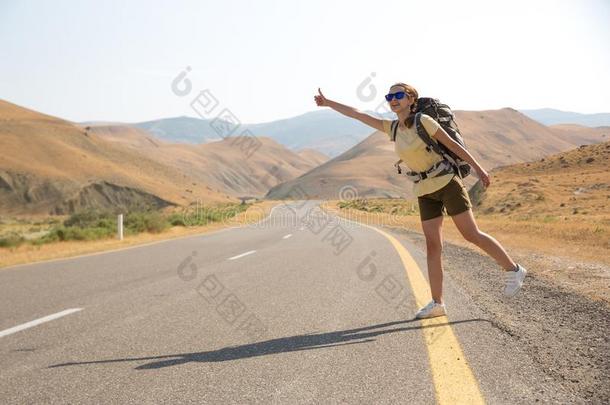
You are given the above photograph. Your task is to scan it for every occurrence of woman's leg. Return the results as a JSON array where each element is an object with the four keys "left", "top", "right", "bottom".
[
  {"left": 450, "top": 208, "right": 517, "bottom": 271},
  {"left": 421, "top": 215, "right": 445, "bottom": 303}
]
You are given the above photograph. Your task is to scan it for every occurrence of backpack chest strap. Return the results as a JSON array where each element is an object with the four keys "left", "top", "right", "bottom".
[{"left": 404, "top": 159, "right": 455, "bottom": 183}]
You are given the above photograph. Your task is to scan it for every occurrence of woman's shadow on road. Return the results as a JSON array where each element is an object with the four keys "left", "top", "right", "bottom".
[{"left": 48, "top": 317, "right": 488, "bottom": 370}]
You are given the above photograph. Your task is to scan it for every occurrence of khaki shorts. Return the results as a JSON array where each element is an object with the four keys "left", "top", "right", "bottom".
[{"left": 417, "top": 175, "right": 472, "bottom": 221}]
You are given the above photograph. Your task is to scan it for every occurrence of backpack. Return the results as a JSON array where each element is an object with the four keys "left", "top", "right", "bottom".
[{"left": 391, "top": 97, "right": 471, "bottom": 179}]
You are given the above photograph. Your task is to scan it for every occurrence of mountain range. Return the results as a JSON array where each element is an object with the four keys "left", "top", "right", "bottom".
[
  {"left": 0, "top": 100, "right": 327, "bottom": 215},
  {"left": 128, "top": 108, "right": 610, "bottom": 158},
  {"left": 265, "top": 108, "right": 608, "bottom": 200},
  {"left": 2, "top": 98, "right": 608, "bottom": 215},
  {"left": 519, "top": 108, "right": 610, "bottom": 127},
  {"left": 132, "top": 109, "right": 388, "bottom": 158}
]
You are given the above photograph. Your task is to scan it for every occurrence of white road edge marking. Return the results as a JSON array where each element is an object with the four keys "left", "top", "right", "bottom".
[
  {"left": 0, "top": 308, "right": 83, "bottom": 338},
  {"left": 227, "top": 250, "right": 257, "bottom": 261},
  {"left": 282, "top": 234, "right": 292, "bottom": 239}
]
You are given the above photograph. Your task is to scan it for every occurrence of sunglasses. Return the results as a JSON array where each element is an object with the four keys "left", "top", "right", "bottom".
[{"left": 385, "top": 91, "right": 410, "bottom": 102}]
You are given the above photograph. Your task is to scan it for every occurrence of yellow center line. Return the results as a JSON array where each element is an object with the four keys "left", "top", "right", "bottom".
[{"left": 330, "top": 211, "right": 485, "bottom": 404}]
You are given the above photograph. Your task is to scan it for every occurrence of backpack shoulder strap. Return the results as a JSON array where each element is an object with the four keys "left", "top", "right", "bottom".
[
  {"left": 415, "top": 112, "right": 444, "bottom": 157},
  {"left": 390, "top": 119, "right": 399, "bottom": 142}
]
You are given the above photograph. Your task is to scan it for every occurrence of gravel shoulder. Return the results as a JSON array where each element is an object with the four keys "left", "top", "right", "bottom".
[{"left": 382, "top": 225, "right": 610, "bottom": 404}]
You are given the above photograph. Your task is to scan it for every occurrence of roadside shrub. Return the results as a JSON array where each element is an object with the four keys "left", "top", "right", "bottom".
[
  {"left": 168, "top": 212, "right": 187, "bottom": 226},
  {"left": 171, "top": 203, "right": 250, "bottom": 227},
  {"left": 63, "top": 209, "right": 115, "bottom": 229},
  {"left": 124, "top": 210, "right": 169, "bottom": 234},
  {"left": 38, "top": 225, "right": 115, "bottom": 242},
  {"left": 0, "top": 233, "right": 26, "bottom": 248},
  {"left": 23, "top": 202, "right": 252, "bottom": 246}
]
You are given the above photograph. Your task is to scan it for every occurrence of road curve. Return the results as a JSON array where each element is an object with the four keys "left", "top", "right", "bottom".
[{"left": 0, "top": 201, "right": 578, "bottom": 403}]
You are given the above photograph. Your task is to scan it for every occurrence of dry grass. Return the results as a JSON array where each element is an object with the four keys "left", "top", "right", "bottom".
[
  {"left": 470, "top": 142, "right": 610, "bottom": 225},
  {"left": 323, "top": 141, "right": 610, "bottom": 264},
  {"left": 0, "top": 200, "right": 281, "bottom": 269},
  {"left": 322, "top": 198, "right": 610, "bottom": 303},
  {"left": 323, "top": 198, "right": 609, "bottom": 265}
]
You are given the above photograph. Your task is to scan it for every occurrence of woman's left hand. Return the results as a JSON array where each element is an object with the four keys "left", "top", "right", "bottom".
[{"left": 476, "top": 167, "right": 490, "bottom": 188}]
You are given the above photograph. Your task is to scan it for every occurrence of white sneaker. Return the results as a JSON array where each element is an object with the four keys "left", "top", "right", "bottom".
[
  {"left": 415, "top": 300, "right": 447, "bottom": 319},
  {"left": 503, "top": 263, "right": 527, "bottom": 297}
]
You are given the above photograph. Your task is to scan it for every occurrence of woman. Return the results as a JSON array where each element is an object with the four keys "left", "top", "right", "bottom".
[{"left": 314, "top": 83, "right": 527, "bottom": 319}]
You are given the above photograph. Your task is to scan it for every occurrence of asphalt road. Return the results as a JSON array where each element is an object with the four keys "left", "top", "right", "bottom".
[{"left": 0, "top": 201, "right": 580, "bottom": 404}]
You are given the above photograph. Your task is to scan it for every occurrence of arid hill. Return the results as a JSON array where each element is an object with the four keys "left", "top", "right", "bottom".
[
  {"left": 548, "top": 124, "right": 609, "bottom": 145},
  {"left": 0, "top": 100, "right": 234, "bottom": 215},
  {"left": 0, "top": 99, "right": 328, "bottom": 216},
  {"left": 87, "top": 125, "right": 326, "bottom": 198},
  {"left": 264, "top": 129, "right": 400, "bottom": 200},
  {"left": 134, "top": 109, "right": 377, "bottom": 158},
  {"left": 266, "top": 108, "right": 607, "bottom": 200},
  {"left": 296, "top": 148, "right": 330, "bottom": 167},
  {"left": 468, "top": 140, "right": 610, "bottom": 225}
]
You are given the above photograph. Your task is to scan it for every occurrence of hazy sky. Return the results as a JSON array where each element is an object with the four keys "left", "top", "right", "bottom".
[{"left": 1, "top": 0, "right": 609, "bottom": 123}]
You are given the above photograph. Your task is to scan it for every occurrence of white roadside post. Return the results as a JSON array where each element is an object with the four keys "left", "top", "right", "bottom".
[{"left": 117, "top": 214, "right": 123, "bottom": 240}]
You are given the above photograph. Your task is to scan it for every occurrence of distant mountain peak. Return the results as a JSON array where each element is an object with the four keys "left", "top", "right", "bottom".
[{"left": 519, "top": 108, "right": 610, "bottom": 127}]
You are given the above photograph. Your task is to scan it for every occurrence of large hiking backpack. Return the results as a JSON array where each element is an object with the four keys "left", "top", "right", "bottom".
[{"left": 391, "top": 97, "right": 471, "bottom": 180}]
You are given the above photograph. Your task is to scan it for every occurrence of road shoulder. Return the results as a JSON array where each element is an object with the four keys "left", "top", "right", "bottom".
[
  {"left": 384, "top": 225, "right": 610, "bottom": 404},
  {"left": 0, "top": 200, "right": 282, "bottom": 270}
]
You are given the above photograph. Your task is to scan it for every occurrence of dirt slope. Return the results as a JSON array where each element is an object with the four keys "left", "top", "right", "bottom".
[
  {"left": 0, "top": 99, "right": 234, "bottom": 215},
  {"left": 267, "top": 108, "right": 606, "bottom": 200}
]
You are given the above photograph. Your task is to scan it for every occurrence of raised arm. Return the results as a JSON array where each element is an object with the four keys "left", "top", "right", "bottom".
[{"left": 314, "top": 88, "right": 384, "bottom": 132}]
